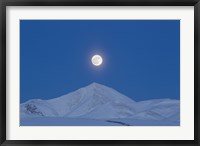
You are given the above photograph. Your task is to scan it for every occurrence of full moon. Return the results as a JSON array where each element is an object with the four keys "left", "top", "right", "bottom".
[{"left": 91, "top": 55, "right": 103, "bottom": 66}]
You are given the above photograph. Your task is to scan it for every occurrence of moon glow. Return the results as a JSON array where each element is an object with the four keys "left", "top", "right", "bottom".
[{"left": 91, "top": 55, "right": 103, "bottom": 66}]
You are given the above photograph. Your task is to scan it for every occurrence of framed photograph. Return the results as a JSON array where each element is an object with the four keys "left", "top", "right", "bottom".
[{"left": 0, "top": 0, "right": 199, "bottom": 145}]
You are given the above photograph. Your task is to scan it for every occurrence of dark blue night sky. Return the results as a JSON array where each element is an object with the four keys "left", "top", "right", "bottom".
[{"left": 20, "top": 20, "right": 180, "bottom": 103}]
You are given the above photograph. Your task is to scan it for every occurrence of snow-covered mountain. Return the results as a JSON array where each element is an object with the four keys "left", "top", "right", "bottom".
[{"left": 20, "top": 82, "right": 180, "bottom": 123}]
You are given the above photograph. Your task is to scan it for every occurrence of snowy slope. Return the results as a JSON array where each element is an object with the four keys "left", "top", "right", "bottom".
[
  {"left": 132, "top": 99, "right": 180, "bottom": 120},
  {"left": 20, "top": 82, "right": 180, "bottom": 123}
]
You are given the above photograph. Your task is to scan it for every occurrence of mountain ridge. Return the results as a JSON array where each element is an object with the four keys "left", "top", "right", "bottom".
[{"left": 20, "top": 82, "right": 179, "bottom": 122}]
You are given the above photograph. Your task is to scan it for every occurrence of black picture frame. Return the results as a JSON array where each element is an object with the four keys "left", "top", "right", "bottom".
[{"left": 0, "top": 0, "right": 199, "bottom": 145}]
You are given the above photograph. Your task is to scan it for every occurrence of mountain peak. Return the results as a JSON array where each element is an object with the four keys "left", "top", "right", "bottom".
[
  {"left": 85, "top": 82, "right": 116, "bottom": 94},
  {"left": 87, "top": 82, "right": 103, "bottom": 88},
  {"left": 90, "top": 82, "right": 99, "bottom": 86},
  {"left": 82, "top": 82, "right": 137, "bottom": 103}
]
